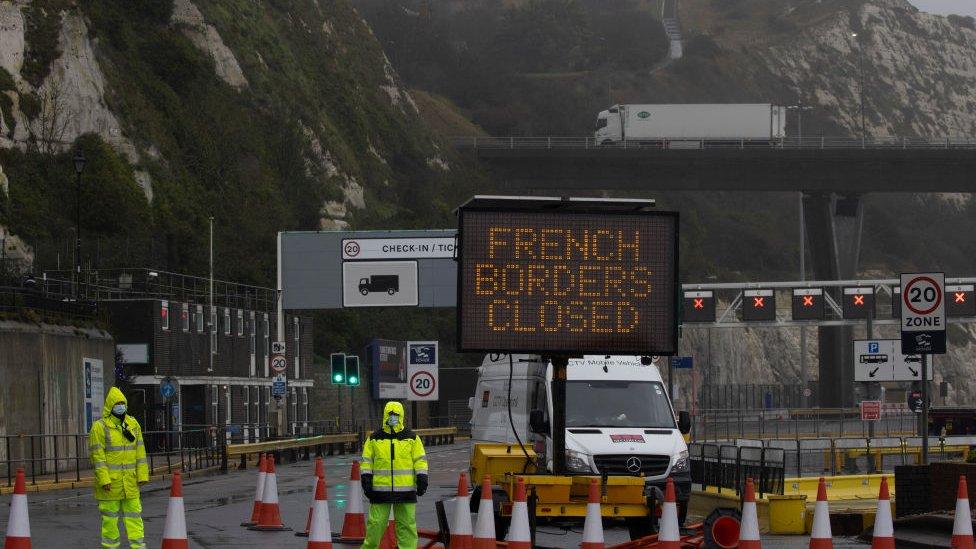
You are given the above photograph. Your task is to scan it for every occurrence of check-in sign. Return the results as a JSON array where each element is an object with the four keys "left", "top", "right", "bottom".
[{"left": 342, "top": 238, "right": 456, "bottom": 260}]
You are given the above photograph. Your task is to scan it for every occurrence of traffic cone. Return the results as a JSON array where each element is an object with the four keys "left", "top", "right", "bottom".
[
  {"left": 506, "top": 477, "right": 531, "bottom": 549},
  {"left": 871, "top": 477, "right": 893, "bottom": 549},
  {"left": 241, "top": 453, "right": 267, "bottom": 527},
  {"left": 740, "top": 477, "right": 762, "bottom": 549},
  {"left": 307, "top": 476, "right": 333, "bottom": 549},
  {"left": 658, "top": 477, "right": 681, "bottom": 549},
  {"left": 377, "top": 508, "right": 397, "bottom": 549},
  {"left": 161, "top": 472, "right": 189, "bottom": 549},
  {"left": 449, "top": 472, "right": 473, "bottom": 549},
  {"left": 248, "top": 455, "right": 290, "bottom": 531},
  {"left": 3, "top": 469, "right": 31, "bottom": 549},
  {"left": 809, "top": 477, "right": 832, "bottom": 549},
  {"left": 473, "top": 476, "right": 496, "bottom": 549},
  {"left": 297, "top": 457, "right": 326, "bottom": 537},
  {"left": 333, "top": 460, "right": 366, "bottom": 543},
  {"left": 953, "top": 475, "right": 974, "bottom": 549},
  {"left": 581, "top": 478, "right": 605, "bottom": 549}
]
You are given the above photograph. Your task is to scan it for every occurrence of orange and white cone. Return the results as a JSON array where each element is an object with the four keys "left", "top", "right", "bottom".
[
  {"left": 248, "top": 455, "right": 290, "bottom": 531},
  {"left": 306, "top": 476, "right": 333, "bottom": 549},
  {"left": 3, "top": 469, "right": 31, "bottom": 549},
  {"left": 809, "top": 477, "right": 832, "bottom": 549},
  {"left": 449, "top": 472, "right": 473, "bottom": 549},
  {"left": 870, "top": 476, "right": 894, "bottom": 549},
  {"left": 658, "top": 477, "right": 681, "bottom": 549},
  {"left": 241, "top": 453, "right": 267, "bottom": 527},
  {"left": 473, "top": 476, "right": 496, "bottom": 549},
  {"left": 581, "top": 478, "right": 605, "bottom": 549},
  {"left": 161, "top": 472, "right": 189, "bottom": 549},
  {"left": 740, "top": 477, "right": 762, "bottom": 549},
  {"left": 297, "top": 457, "right": 326, "bottom": 537},
  {"left": 333, "top": 460, "right": 366, "bottom": 542},
  {"left": 377, "top": 509, "right": 398, "bottom": 549},
  {"left": 506, "top": 477, "right": 531, "bottom": 549},
  {"left": 953, "top": 475, "right": 974, "bottom": 549}
]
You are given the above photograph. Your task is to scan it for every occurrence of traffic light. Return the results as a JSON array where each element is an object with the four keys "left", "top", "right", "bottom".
[
  {"left": 330, "top": 353, "right": 346, "bottom": 384},
  {"left": 742, "top": 289, "right": 775, "bottom": 321},
  {"left": 842, "top": 287, "right": 875, "bottom": 319},
  {"left": 792, "top": 288, "right": 824, "bottom": 320},
  {"left": 682, "top": 291, "right": 715, "bottom": 323},
  {"left": 345, "top": 355, "right": 360, "bottom": 386},
  {"left": 947, "top": 284, "right": 976, "bottom": 317}
]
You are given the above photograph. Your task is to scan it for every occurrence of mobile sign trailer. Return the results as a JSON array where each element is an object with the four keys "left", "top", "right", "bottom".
[{"left": 455, "top": 196, "right": 692, "bottom": 540}]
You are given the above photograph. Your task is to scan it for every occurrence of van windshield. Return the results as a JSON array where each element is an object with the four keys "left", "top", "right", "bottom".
[
  {"left": 565, "top": 380, "right": 675, "bottom": 429},
  {"left": 596, "top": 117, "right": 608, "bottom": 130}
]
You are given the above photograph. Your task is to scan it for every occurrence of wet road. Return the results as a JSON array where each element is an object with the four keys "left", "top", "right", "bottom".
[{"left": 2, "top": 441, "right": 865, "bottom": 547}]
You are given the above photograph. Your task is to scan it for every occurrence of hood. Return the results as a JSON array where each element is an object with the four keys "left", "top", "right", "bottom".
[
  {"left": 103, "top": 387, "right": 128, "bottom": 418},
  {"left": 383, "top": 401, "right": 406, "bottom": 433}
]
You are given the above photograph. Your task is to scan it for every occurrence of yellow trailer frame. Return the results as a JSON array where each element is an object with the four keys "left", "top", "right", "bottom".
[{"left": 471, "top": 443, "right": 651, "bottom": 519}]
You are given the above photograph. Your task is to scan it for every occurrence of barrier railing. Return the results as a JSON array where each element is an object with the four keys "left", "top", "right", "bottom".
[
  {"left": 691, "top": 407, "right": 918, "bottom": 441},
  {"left": 689, "top": 442, "right": 785, "bottom": 497},
  {"left": 1, "top": 429, "right": 221, "bottom": 488},
  {"left": 453, "top": 135, "right": 976, "bottom": 150}
]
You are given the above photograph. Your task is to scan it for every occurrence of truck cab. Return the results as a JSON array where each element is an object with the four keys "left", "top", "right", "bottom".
[
  {"left": 595, "top": 106, "right": 622, "bottom": 144},
  {"left": 469, "top": 354, "right": 692, "bottom": 526}
]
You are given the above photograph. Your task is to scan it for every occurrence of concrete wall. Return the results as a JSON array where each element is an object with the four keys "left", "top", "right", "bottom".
[{"left": 0, "top": 321, "right": 114, "bottom": 477}]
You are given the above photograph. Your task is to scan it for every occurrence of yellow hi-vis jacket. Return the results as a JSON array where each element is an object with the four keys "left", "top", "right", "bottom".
[
  {"left": 361, "top": 401, "right": 429, "bottom": 503},
  {"left": 89, "top": 387, "right": 149, "bottom": 500}
]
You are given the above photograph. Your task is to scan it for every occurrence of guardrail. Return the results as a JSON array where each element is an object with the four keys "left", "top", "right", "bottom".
[
  {"left": 2, "top": 430, "right": 220, "bottom": 488},
  {"left": 452, "top": 136, "right": 976, "bottom": 151},
  {"left": 224, "top": 427, "right": 459, "bottom": 471},
  {"left": 691, "top": 407, "right": 919, "bottom": 441}
]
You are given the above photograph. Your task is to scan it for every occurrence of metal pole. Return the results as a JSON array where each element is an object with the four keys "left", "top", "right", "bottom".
[
  {"left": 799, "top": 192, "right": 808, "bottom": 406},
  {"left": 276, "top": 232, "right": 285, "bottom": 437},
  {"left": 209, "top": 217, "right": 214, "bottom": 374},
  {"left": 921, "top": 354, "right": 929, "bottom": 464},
  {"left": 75, "top": 169, "right": 81, "bottom": 297},
  {"left": 866, "top": 311, "right": 875, "bottom": 440},
  {"left": 857, "top": 41, "right": 866, "bottom": 138}
]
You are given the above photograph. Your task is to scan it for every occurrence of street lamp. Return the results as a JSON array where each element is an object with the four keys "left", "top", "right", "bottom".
[
  {"left": 786, "top": 102, "right": 814, "bottom": 141},
  {"left": 73, "top": 150, "right": 86, "bottom": 297},
  {"left": 851, "top": 32, "right": 866, "bottom": 139}
]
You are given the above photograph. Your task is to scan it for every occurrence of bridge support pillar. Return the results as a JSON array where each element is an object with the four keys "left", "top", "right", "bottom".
[{"left": 803, "top": 193, "right": 864, "bottom": 408}]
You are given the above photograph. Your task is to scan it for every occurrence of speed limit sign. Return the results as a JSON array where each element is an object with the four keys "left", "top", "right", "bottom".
[
  {"left": 408, "top": 369, "right": 438, "bottom": 400},
  {"left": 270, "top": 354, "right": 288, "bottom": 373},
  {"left": 900, "top": 272, "right": 946, "bottom": 354}
]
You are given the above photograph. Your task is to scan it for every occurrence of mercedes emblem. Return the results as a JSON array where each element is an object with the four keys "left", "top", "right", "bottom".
[{"left": 626, "top": 456, "right": 642, "bottom": 474}]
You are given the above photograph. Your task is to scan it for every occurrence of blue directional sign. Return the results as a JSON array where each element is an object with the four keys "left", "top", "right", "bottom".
[
  {"left": 271, "top": 374, "right": 287, "bottom": 397},
  {"left": 160, "top": 378, "right": 177, "bottom": 399},
  {"left": 669, "top": 356, "right": 693, "bottom": 369}
]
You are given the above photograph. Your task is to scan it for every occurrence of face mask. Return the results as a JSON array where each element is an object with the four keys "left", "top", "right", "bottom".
[
  {"left": 112, "top": 404, "right": 127, "bottom": 416},
  {"left": 386, "top": 414, "right": 400, "bottom": 427}
]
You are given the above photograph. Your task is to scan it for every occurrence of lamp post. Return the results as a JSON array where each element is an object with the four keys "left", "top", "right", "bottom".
[
  {"left": 73, "top": 150, "right": 86, "bottom": 297},
  {"left": 786, "top": 102, "right": 814, "bottom": 141},
  {"left": 851, "top": 32, "right": 866, "bottom": 139}
]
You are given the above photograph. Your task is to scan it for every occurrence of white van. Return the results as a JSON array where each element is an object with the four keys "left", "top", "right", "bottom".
[{"left": 469, "top": 354, "right": 692, "bottom": 523}]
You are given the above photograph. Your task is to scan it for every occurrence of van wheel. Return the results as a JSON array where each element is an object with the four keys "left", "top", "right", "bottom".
[
  {"left": 469, "top": 485, "right": 511, "bottom": 540},
  {"left": 626, "top": 515, "right": 655, "bottom": 540}
]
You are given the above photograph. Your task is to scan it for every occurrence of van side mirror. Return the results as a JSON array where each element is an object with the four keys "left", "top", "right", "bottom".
[
  {"left": 529, "top": 409, "right": 549, "bottom": 435},
  {"left": 677, "top": 411, "right": 692, "bottom": 435}
]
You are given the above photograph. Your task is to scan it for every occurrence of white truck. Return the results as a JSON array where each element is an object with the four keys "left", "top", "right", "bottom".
[
  {"left": 595, "top": 103, "right": 787, "bottom": 146},
  {"left": 469, "top": 354, "right": 692, "bottom": 536}
]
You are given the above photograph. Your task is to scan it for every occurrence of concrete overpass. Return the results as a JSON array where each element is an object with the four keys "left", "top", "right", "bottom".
[{"left": 455, "top": 135, "right": 976, "bottom": 407}]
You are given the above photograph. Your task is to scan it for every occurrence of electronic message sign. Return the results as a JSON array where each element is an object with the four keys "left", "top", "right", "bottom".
[{"left": 457, "top": 207, "right": 678, "bottom": 354}]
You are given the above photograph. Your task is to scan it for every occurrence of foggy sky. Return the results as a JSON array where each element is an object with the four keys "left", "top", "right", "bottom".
[{"left": 909, "top": 0, "right": 976, "bottom": 17}]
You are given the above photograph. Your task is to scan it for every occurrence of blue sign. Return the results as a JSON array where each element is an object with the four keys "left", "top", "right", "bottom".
[
  {"left": 160, "top": 379, "right": 177, "bottom": 399},
  {"left": 868, "top": 342, "right": 880, "bottom": 354},
  {"left": 272, "top": 374, "right": 287, "bottom": 397},
  {"left": 409, "top": 343, "right": 437, "bottom": 365},
  {"left": 669, "top": 356, "right": 694, "bottom": 369}
]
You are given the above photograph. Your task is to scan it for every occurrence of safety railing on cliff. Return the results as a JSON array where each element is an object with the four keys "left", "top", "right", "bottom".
[{"left": 452, "top": 135, "right": 976, "bottom": 150}]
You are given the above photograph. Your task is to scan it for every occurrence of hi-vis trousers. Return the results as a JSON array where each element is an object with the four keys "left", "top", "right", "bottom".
[
  {"left": 361, "top": 502, "right": 418, "bottom": 549},
  {"left": 98, "top": 498, "right": 145, "bottom": 548}
]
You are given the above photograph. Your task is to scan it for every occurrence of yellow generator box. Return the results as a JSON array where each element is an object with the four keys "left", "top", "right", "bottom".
[
  {"left": 570, "top": 475, "right": 646, "bottom": 505},
  {"left": 470, "top": 443, "right": 538, "bottom": 485}
]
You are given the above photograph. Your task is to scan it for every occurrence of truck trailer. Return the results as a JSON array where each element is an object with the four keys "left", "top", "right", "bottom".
[{"left": 595, "top": 103, "right": 787, "bottom": 146}]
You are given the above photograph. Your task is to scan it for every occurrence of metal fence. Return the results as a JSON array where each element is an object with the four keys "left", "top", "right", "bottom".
[
  {"left": 691, "top": 407, "right": 919, "bottom": 441},
  {"left": 689, "top": 442, "right": 786, "bottom": 497},
  {"left": 0, "top": 285, "right": 97, "bottom": 321},
  {"left": 2, "top": 428, "right": 223, "bottom": 487},
  {"left": 453, "top": 135, "right": 976, "bottom": 150}
]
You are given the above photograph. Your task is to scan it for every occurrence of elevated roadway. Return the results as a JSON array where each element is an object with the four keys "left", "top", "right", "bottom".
[{"left": 454, "top": 136, "right": 976, "bottom": 192}]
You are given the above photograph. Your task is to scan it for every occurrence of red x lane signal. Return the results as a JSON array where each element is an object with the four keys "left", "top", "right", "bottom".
[
  {"left": 753, "top": 297, "right": 765, "bottom": 308},
  {"left": 683, "top": 291, "right": 715, "bottom": 322},
  {"left": 955, "top": 292, "right": 966, "bottom": 304},
  {"left": 853, "top": 295, "right": 865, "bottom": 306},
  {"left": 802, "top": 296, "right": 814, "bottom": 307},
  {"left": 792, "top": 288, "right": 824, "bottom": 320},
  {"left": 693, "top": 298, "right": 704, "bottom": 309}
]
